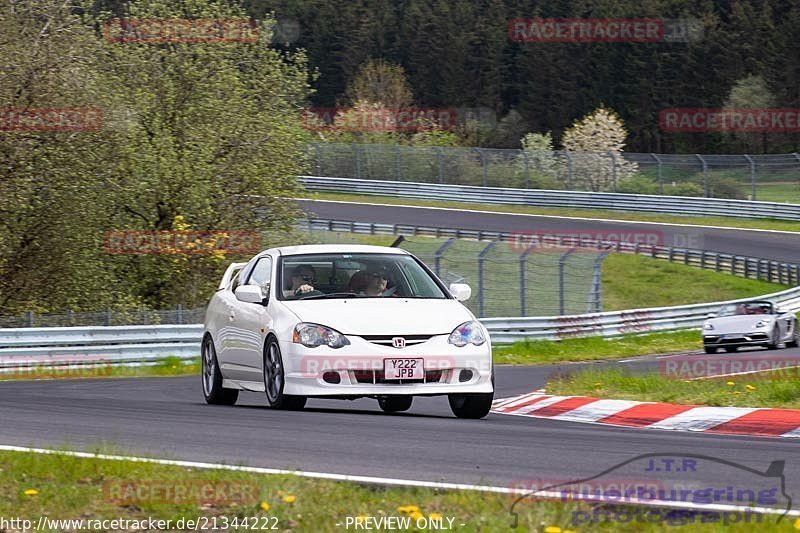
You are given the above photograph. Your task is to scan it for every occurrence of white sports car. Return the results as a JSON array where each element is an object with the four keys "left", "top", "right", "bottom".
[
  {"left": 702, "top": 300, "right": 799, "bottom": 353},
  {"left": 202, "top": 244, "right": 494, "bottom": 418}
]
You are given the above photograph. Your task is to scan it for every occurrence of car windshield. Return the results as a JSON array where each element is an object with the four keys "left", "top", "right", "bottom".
[
  {"left": 717, "top": 302, "right": 773, "bottom": 316},
  {"left": 278, "top": 253, "right": 448, "bottom": 300}
]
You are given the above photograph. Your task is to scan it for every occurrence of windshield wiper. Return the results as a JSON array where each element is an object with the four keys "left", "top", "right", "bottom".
[{"left": 297, "top": 292, "right": 359, "bottom": 300}]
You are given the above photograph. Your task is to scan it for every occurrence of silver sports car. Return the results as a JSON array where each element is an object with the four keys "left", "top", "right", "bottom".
[{"left": 702, "top": 300, "right": 799, "bottom": 353}]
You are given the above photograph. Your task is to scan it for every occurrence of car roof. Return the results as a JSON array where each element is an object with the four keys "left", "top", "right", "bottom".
[{"left": 268, "top": 244, "right": 411, "bottom": 256}]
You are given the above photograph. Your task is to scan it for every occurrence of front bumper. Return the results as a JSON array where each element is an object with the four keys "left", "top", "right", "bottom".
[
  {"left": 703, "top": 332, "right": 770, "bottom": 347},
  {"left": 279, "top": 334, "right": 493, "bottom": 397}
]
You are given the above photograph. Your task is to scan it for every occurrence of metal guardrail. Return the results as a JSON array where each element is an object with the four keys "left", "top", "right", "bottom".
[
  {"left": 310, "top": 143, "right": 800, "bottom": 201},
  {"left": 300, "top": 175, "right": 800, "bottom": 221},
  {"left": 2, "top": 285, "right": 799, "bottom": 367},
  {"left": 301, "top": 217, "right": 800, "bottom": 285}
]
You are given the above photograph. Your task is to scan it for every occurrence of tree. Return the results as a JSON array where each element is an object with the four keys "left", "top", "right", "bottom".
[
  {"left": 561, "top": 107, "right": 637, "bottom": 192},
  {"left": 344, "top": 58, "right": 413, "bottom": 109},
  {"left": 723, "top": 75, "right": 777, "bottom": 153}
]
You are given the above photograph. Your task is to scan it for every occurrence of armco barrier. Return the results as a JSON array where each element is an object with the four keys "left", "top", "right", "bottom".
[
  {"left": 301, "top": 217, "right": 800, "bottom": 285},
  {"left": 2, "top": 286, "right": 799, "bottom": 368},
  {"left": 299, "top": 176, "right": 800, "bottom": 221}
]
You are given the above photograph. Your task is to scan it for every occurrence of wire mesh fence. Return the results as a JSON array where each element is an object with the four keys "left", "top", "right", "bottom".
[
  {"left": 309, "top": 143, "right": 800, "bottom": 202},
  {"left": 307, "top": 228, "right": 608, "bottom": 317}
]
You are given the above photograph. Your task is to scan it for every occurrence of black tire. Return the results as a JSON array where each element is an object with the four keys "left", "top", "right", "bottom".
[
  {"left": 202, "top": 335, "right": 239, "bottom": 405},
  {"left": 767, "top": 326, "right": 780, "bottom": 350},
  {"left": 724, "top": 346, "right": 738, "bottom": 353},
  {"left": 449, "top": 393, "right": 493, "bottom": 419},
  {"left": 378, "top": 396, "right": 413, "bottom": 413},
  {"left": 263, "top": 337, "right": 306, "bottom": 410},
  {"left": 704, "top": 346, "right": 717, "bottom": 354}
]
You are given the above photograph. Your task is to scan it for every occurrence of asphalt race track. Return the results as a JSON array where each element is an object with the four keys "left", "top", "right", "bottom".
[
  {"left": 1, "top": 361, "right": 799, "bottom": 499},
  {"left": 3, "top": 200, "right": 800, "bottom": 516},
  {"left": 298, "top": 199, "right": 800, "bottom": 264}
]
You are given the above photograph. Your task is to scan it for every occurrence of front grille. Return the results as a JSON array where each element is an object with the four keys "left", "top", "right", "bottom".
[
  {"left": 359, "top": 334, "right": 437, "bottom": 347},
  {"left": 352, "top": 369, "right": 443, "bottom": 384}
]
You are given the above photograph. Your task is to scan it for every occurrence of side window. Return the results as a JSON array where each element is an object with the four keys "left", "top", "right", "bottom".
[{"left": 247, "top": 256, "right": 272, "bottom": 288}]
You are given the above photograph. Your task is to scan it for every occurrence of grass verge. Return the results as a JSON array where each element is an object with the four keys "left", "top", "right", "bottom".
[
  {"left": 0, "top": 450, "right": 792, "bottom": 532},
  {"left": 546, "top": 367, "right": 800, "bottom": 409},
  {"left": 493, "top": 330, "right": 700, "bottom": 365},
  {"left": 302, "top": 191, "right": 800, "bottom": 233}
]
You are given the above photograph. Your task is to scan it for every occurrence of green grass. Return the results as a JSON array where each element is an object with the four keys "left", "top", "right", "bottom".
[
  {"left": 754, "top": 182, "right": 800, "bottom": 204},
  {"left": 601, "top": 254, "right": 787, "bottom": 311},
  {"left": 546, "top": 367, "right": 800, "bottom": 410},
  {"left": 493, "top": 330, "right": 700, "bottom": 365},
  {"left": 302, "top": 191, "right": 800, "bottom": 233},
  {"left": 1, "top": 450, "right": 793, "bottom": 532}
]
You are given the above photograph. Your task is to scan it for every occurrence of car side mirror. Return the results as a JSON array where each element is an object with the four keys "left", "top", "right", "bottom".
[
  {"left": 706, "top": 313, "right": 717, "bottom": 319},
  {"left": 235, "top": 284, "right": 267, "bottom": 304},
  {"left": 777, "top": 307, "right": 787, "bottom": 314},
  {"left": 449, "top": 283, "right": 471, "bottom": 302}
]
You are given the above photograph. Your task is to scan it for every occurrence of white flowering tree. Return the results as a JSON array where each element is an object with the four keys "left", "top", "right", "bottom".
[{"left": 561, "top": 107, "right": 637, "bottom": 191}]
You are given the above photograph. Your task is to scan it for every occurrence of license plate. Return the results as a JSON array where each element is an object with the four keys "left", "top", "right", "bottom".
[{"left": 384, "top": 358, "right": 424, "bottom": 380}]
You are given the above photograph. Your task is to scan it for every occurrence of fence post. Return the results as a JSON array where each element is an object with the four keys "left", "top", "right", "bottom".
[
  {"left": 395, "top": 145, "right": 402, "bottom": 181},
  {"left": 589, "top": 248, "right": 611, "bottom": 313},
  {"left": 25, "top": 311, "right": 34, "bottom": 327},
  {"left": 433, "top": 238, "right": 456, "bottom": 277},
  {"left": 522, "top": 151, "right": 530, "bottom": 189},
  {"left": 565, "top": 152, "right": 574, "bottom": 190},
  {"left": 315, "top": 143, "right": 322, "bottom": 175},
  {"left": 651, "top": 153, "right": 663, "bottom": 194},
  {"left": 558, "top": 247, "right": 576, "bottom": 315},
  {"left": 696, "top": 154, "right": 709, "bottom": 197},
  {"left": 476, "top": 148, "right": 488, "bottom": 186},
  {"left": 437, "top": 147, "right": 444, "bottom": 184},
  {"left": 354, "top": 144, "right": 361, "bottom": 179},
  {"left": 519, "top": 244, "right": 537, "bottom": 316},
  {"left": 176, "top": 304, "right": 183, "bottom": 324},
  {"left": 744, "top": 154, "right": 756, "bottom": 200},
  {"left": 609, "top": 152, "right": 617, "bottom": 192},
  {"left": 104, "top": 307, "right": 111, "bottom": 326},
  {"left": 477, "top": 241, "right": 497, "bottom": 317}
]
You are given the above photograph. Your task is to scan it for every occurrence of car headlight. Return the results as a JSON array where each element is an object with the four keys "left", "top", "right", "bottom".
[
  {"left": 448, "top": 321, "right": 486, "bottom": 347},
  {"left": 703, "top": 323, "right": 714, "bottom": 330},
  {"left": 293, "top": 323, "right": 350, "bottom": 349},
  {"left": 754, "top": 319, "right": 772, "bottom": 328}
]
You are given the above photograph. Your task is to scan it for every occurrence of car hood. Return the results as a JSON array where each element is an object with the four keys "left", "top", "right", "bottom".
[
  {"left": 281, "top": 298, "right": 474, "bottom": 335},
  {"left": 707, "top": 315, "right": 774, "bottom": 333}
]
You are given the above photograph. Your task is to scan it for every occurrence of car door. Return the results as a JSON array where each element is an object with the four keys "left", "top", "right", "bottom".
[{"left": 228, "top": 254, "right": 276, "bottom": 383}]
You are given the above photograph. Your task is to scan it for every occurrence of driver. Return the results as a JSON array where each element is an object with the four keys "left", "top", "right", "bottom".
[{"left": 285, "top": 265, "right": 317, "bottom": 298}]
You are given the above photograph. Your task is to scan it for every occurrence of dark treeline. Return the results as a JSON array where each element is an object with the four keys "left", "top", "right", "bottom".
[
  {"left": 237, "top": 0, "right": 799, "bottom": 153},
  {"left": 89, "top": 1, "right": 800, "bottom": 153}
]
